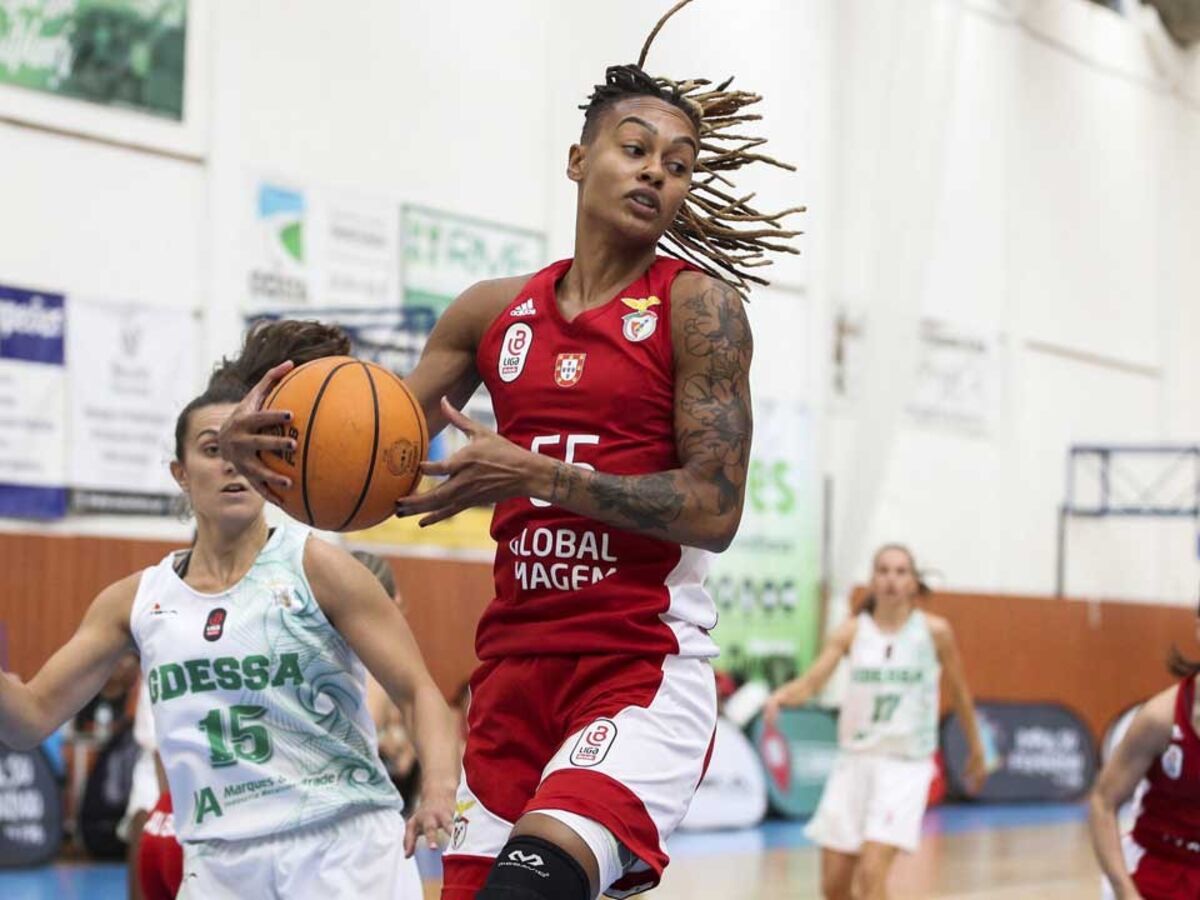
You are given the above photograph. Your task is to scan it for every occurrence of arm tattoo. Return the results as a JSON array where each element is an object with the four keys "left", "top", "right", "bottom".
[
  {"left": 678, "top": 282, "right": 753, "bottom": 516},
  {"left": 548, "top": 461, "right": 583, "bottom": 506},
  {"left": 583, "top": 472, "right": 685, "bottom": 533}
]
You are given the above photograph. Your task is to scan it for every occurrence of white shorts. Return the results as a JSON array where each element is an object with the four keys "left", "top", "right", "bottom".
[
  {"left": 804, "top": 752, "right": 934, "bottom": 854},
  {"left": 117, "top": 749, "right": 160, "bottom": 841},
  {"left": 178, "top": 806, "right": 422, "bottom": 899}
]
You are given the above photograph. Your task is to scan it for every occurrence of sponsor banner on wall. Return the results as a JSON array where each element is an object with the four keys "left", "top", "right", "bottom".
[
  {"left": 352, "top": 206, "right": 546, "bottom": 556},
  {"left": 707, "top": 283, "right": 821, "bottom": 689},
  {"left": 67, "top": 299, "right": 199, "bottom": 514},
  {"left": 244, "top": 178, "right": 402, "bottom": 313},
  {"left": 907, "top": 318, "right": 999, "bottom": 433},
  {"left": 0, "top": 0, "right": 187, "bottom": 120},
  {"left": 751, "top": 707, "right": 840, "bottom": 819},
  {"left": 0, "top": 745, "right": 62, "bottom": 868},
  {"left": 941, "top": 702, "right": 1098, "bottom": 801},
  {"left": 0, "top": 284, "right": 67, "bottom": 519},
  {"left": 679, "top": 717, "right": 768, "bottom": 831},
  {"left": 402, "top": 205, "right": 545, "bottom": 316},
  {"left": 708, "top": 399, "right": 820, "bottom": 688}
]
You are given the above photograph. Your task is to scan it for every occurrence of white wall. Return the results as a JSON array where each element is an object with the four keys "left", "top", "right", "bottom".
[{"left": 827, "top": 0, "right": 1200, "bottom": 606}]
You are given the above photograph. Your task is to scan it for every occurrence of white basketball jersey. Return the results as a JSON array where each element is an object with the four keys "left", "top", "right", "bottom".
[
  {"left": 839, "top": 610, "right": 940, "bottom": 759},
  {"left": 130, "top": 523, "right": 399, "bottom": 843}
]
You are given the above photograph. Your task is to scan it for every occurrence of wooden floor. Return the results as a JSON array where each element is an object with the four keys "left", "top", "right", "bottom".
[
  {"left": 420, "top": 805, "right": 1105, "bottom": 899},
  {"left": 7, "top": 804, "right": 1106, "bottom": 899}
]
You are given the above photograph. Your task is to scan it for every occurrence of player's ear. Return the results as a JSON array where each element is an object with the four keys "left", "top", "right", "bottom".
[
  {"left": 567, "top": 143, "right": 587, "bottom": 183},
  {"left": 170, "top": 459, "right": 188, "bottom": 493}
]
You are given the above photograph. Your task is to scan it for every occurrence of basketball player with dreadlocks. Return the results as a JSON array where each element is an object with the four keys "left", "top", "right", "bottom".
[{"left": 218, "top": 3, "right": 801, "bottom": 897}]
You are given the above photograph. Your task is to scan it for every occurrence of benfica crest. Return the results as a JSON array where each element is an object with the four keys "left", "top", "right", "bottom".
[
  {"left": 554, "top": 353, "right": 587, "bottom": 387},
  {"left": 620, "top": 296, "right": 661, "bottom": 343}
]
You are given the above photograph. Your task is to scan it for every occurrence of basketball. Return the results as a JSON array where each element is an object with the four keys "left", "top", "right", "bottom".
[{"left": 260, "top": 356, "right": 428, "bottom": 532}]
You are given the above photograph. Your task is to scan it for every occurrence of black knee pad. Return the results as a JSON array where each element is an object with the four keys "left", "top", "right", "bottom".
[{"left": 476, "top": 834, "right": 592, "bottom": 900}]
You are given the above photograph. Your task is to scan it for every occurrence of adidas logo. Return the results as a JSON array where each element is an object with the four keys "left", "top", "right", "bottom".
[{"left": 510, "top": 298, "right": 536, "bottom": 317}]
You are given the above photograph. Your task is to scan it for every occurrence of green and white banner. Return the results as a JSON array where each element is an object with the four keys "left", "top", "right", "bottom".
[
  {"left": 0, "top": 0, "right": 187, "bottom": 120},
  {"left": 709, "top": 284, "right": 822, "bottom": 689},
  {"left": 402, "top": 205, "right": 545, "bottom": 315}
]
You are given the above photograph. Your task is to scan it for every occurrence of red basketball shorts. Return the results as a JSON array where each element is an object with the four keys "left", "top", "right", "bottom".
[
  {"left": 442, "top": 654, "right": 717, "bottom": 899},
  {"left": 138, "top": 791, "right": 183, "bottom": 900}
]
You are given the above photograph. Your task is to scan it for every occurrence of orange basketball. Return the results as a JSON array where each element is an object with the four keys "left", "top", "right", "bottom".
[{"left": 260, "top": 356, "right": 427, "bottom": 532}]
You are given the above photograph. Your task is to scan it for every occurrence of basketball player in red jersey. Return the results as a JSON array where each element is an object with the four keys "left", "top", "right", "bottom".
[
  {"left": 218, "top": 21, "right": 800, "bottom": 899},
  {"left": 1090, "top": 626, "right": 1200, "bottom": 900}
]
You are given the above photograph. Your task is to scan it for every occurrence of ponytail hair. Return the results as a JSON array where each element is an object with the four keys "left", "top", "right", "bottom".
[
  {"left": 860, "top": 543, "right": 931, "bottom": 615},
  {"left": 211, "top": 319, "right": 351, "bottom": 391},
  {"left": 1168, "top": 645, "right": 1200, "bottom": 680}
]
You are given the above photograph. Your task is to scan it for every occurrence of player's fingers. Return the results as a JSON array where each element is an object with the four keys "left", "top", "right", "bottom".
[
  {"left": 238, "top": 453, "right": 291, "bottom": 489},
  {"left": 238, "top": 409, "right": 294, "bottom": 433},
  {"left": 441, "top": 396, "right": 481, "bottom": 436},
  {"left": 394, "top": 483, "right": 452, "bottom": 518},
  {"left": 419, "top": 460, "right": 452, "bottom": 478},
  {"left": 403, "top": 817, "right": 418, "bottom": 857},
  {"left": 424, "top": 822, "right": 440, "bottom": 850},
  {"left": 246, "top": 360, "right": 294, "bottom": 406},
  {"left": 418, "top": 502, "right": 468, "bottom": 527}
]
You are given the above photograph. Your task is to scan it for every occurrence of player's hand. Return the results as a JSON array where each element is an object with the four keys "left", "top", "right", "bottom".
[
  {"left": 403, "top": 782, "right": 455, "bottom": 856},
  {"left": 394, "top": 397, "right": 537, "bottom": 527},
  {"left": 964, "top": 748, "right": 988, "bottom": 796},
  {"left": 763, "top": 694, "right": 782, "bottom": 729},
  {"left": 216, "top": 361, "right": 295, "bottom": 503}
]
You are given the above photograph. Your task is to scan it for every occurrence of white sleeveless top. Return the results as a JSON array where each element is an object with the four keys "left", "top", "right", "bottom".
[
  {"left": 838, "top": 609, "right": 941, "bottom": 759},
  {"left": 130, "top": 523, "right": 399, "bottom": 843}
]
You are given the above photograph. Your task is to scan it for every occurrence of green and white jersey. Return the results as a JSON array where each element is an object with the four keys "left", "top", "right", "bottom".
[
  {"left": 839, "top": 610, "right": 940, "bottom": 759},
  {"left": 130, "top": 523, "right": 399, "bottom": 843}
]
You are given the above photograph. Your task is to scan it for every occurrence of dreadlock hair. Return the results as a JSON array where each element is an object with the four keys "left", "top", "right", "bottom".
[{"left": 580, "top": 0, "right": 804, "bottom": 297}]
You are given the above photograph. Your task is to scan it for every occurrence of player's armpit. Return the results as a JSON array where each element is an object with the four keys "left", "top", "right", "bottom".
[{"left": 403, "top": 277, "right": 527, "bottom": 435}]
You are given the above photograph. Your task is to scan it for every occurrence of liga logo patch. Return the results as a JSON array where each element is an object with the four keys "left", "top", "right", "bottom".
[
  {"left": 499, "top": 322, "right": 533, "bottom": 383},
  {"left": 570, "top": 718, "right": 617, "bottom": 768},
  {"left": 620, "top": 296, "right": 661, "bottom": 343},
  {"left": 554, "top": 353, "right": 586, "bottom": 387},
  {"left": 1163, "top": 743, "right": 1184, "bottom": 780},
  {"left": 203, "top": 607, "right": 227, "bottom": 642}
]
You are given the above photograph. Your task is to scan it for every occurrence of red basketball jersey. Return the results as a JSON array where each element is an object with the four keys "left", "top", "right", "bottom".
[
  {"left": 474, "top": 257, "right": 719, "bottom": 660},
  {"left": 1132, "top": 675, "right": 1200, "bottom": 863}
]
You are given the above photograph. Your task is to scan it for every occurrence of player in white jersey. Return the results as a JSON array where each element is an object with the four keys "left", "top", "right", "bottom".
[
  {"left": 0, "top": 351, "right": 458, "bottom": 899},
  {"left": 765, "top": 544, "right": 988, "bottom": 900}
]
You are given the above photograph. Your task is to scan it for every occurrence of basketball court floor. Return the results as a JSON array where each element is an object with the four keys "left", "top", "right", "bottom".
[{"left": 0, "top": 803, "right": 1105, "bottom": 899}]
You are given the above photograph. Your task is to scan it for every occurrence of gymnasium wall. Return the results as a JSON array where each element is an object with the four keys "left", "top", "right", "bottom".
[
  {"left": 2, "top": 1, "right": 1200, "bottom": 675},
  {"left": 0, "top": 531, "right": 493, "bottom": 701},
  {"left": 0, "top": 525, "right": 1184, "bottom": 743},
  {"left": 826, "top": 0, "right": 1200, "bottom": 609}
]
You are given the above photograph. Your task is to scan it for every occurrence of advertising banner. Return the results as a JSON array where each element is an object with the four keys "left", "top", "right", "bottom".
[
  {"left": 67, "top": 298, "right": 199, "bottom": 514},
  {"left": 401, "top": 205, "right": 545, "bottom": 316},
  {"left": 0, "top": 284, "right": 67, "bottom": 519},
  {"left": 352, "top": 206, "right": 546, "bottom": 557},
  {"left": 0, "top": 0, "right": 187, "bottom": 119},
  {"left": 0, "top": 745, "right": 62, "bottom": 868},
  {"left": 244, "top": 179, "right": 401, "bottom": 313},
  {"left": 707, "top": 284, "right": 821, "bottom": 690},
  {"left": 751, "top": 706, "right": 840, "bottom": 818},
  {"left": 679, "top": 717, "right": 767, "bottom": 831},
  {"left": 941, "top": 702, "right": 1098, "bottom": 801}
]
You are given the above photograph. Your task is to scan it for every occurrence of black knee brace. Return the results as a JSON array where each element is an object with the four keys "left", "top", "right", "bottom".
[{"left": 475, "top": 834, "right": 592, "bottom": 900}]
